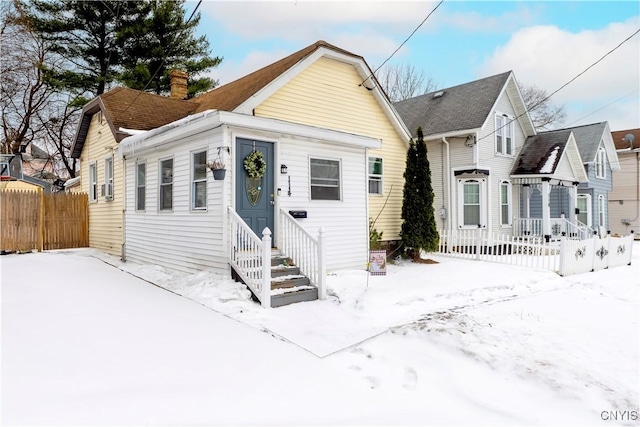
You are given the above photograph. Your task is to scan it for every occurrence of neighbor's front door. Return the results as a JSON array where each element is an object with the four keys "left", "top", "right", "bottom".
[{"left": 235, "top": 138, "right": 275, "bottom": 241}]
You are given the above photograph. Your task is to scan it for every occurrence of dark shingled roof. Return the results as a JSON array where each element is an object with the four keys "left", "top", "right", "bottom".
[
  {"left": 72, "top": 41, "right": 366, "bottom": 158},
  {"left": 393, "top": 71, "right": 512, "bottom": 138},
  {"left": 555, "top": 122, "right": 607, "bottom": 163},
  {"left": 611, "top": 128, "right": 640, "bottom": 150},
  {"left": 512, "top": 129, "right": 573, "bottom": 175}
]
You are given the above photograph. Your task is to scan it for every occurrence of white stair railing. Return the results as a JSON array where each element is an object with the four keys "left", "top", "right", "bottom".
[
  {"left": 228, "top": 207, "right": 271, "bottom": 308},
  {"left": 277, "top": 209, "right": 326, "bottom": 300},
  {"left": 514, "top": 218, "right": 543, "bottom": 236}
]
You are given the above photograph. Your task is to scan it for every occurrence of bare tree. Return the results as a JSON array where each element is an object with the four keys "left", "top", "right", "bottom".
[
  {"left": 376, "top": 63, "right": 440, "bottom": 102},
  {"left": 0, "top": 0, "right": 56, "bottom": 154},
  {"left": 518, "top": 82, "right": 566, "bottom": 131}
]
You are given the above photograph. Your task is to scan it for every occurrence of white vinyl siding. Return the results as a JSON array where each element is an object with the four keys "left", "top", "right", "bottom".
[
  {"left": 310, "top": 157, "right": 341, "bottom": 201},
  {"left": 80, "top": 113, "right": 124, "bottom": 256},
  {"left": 191, "top": 150, "right": 207, "bottom": 210},
  {"left": 136, "top": 162, "right": 146, "bottom": 211},
  {"left": 254, "top": 56, "right": 407, "bottom": 240},
  {"left": 368, "top": 157, "right": 383, "bottom": 195},
  {"left": 89, "top": 162, "right": 97, "bottom": 202},
  {"left": 159, "top": 158, "right": 173, "bottom": 211}
]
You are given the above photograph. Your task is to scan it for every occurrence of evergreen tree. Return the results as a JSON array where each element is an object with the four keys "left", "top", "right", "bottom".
[
  {"left": 400, "top": 127, "right": 439, "bottom": 260},
  {"left": 24, "top": 0, "right": 221, "bottom": 100},
  {"left": 118, "top": 0, "right": 221, "bottom": 97}
]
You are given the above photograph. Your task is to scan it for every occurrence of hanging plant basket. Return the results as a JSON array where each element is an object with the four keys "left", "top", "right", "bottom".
[
  {"left": 244, "top": 150, "right": 266, "bottom": 179},
  {"left": 207, "top": 160, "right": 226, "bottom": 180}
]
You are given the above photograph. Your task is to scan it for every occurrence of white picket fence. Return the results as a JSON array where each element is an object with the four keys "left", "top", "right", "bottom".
[
  {"left": 435, "top": 229, "right": 634, "bottom": 276},
  {"left": 557, "top": 233, "right": 635, "bottom": 276}
]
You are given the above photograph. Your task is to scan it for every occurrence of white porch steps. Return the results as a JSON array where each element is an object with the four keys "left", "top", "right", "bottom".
[{"left": 231, "top": 250, "right": 318, "bottom": 308}]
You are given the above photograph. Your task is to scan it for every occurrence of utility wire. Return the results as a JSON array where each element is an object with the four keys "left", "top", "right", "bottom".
[
  {"left": 360, "top": 0, "right": 444, "bottom": 86},
  {"left": 564, "top": 88, "right": 640, "bottom": 128},
  {"left": 120, "top": 0, "right": 203, "bottom": 115},
  {"left": 477, "top": 27, "right": 640, "bottom": 143}
]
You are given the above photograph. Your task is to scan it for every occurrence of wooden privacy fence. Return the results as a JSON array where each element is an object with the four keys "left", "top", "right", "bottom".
[
  {"left": 435, "top": 229, "right": 634, "bottom": 276},
  {"left": 1, "top": 189, "right": 88, "bottom": 252}
]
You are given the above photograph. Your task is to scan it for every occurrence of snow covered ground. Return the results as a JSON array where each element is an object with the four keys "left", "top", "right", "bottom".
[{"left": 2, "top": 243, "right": 638, "bottom": 426}]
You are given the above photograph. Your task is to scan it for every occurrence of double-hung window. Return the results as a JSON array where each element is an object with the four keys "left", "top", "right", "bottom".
[
  {"left": 310, "top": 158, "right": 341, "bottom": 200},
  {"left": 461, "top": 179, "right": 481, "bottom": 226},
  {"left": 495, "top": 114, "right": 514, "bottom": 155},
  {"left": 368, "top": 157, "right": 383, "bottom": 195},
  {"left": 598, "top": 194, "right": 605, "bottom": 227},
  {"left": 159, "top": 158, "right": 173, "bottom": 211},
  {"left": 136, "top": 162, "right": 146, "bottom": 211},
  {"left": 104, "top": 156, "right": 114, "bottom": 200},
  {"left": 192, "top": 150, "right": 207, "bottom": 210},
  {"left": 500, "top": 181, "right": 511, "bottom": 226},
  {"left": 89, "top": 162, "right": 97, "bottom": 202},
  {"left": 595, "top": 146, "right": 606, "bottom": 179}
]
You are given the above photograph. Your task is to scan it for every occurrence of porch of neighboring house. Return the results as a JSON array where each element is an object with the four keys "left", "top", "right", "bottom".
[{"left": 512, "top": 177, "right": 594, "bottom": 241}]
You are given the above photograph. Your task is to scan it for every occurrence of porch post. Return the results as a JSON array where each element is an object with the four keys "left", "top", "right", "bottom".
[
  {"left": 317, "top": 227, "right": 326, "bottom": 300},
  {"left": 568, "top": 184, "right": 576, "bottom": 231},
  {"left": 261, "top": 227, "right": 272, "bottom": 308},
  {"left": 542, "top": 179, "right": 551, "bottom": 239}
]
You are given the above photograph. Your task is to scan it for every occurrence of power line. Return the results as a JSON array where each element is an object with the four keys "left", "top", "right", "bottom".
[
  {"left": 120, "top": 0, "right": 203, "bottom": 115},
  {"left": 360, "top": 0, "right": 444, "bottom": 87},
  {"left": 564, "top": 88, "right": 640, "bottom": 127},
  {"left": 477, "top": 26, "right": 640, "bottom": 144}
]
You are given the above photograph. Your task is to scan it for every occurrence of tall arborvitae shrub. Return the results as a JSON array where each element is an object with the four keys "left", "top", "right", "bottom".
[{"left": 400, "top": 126, "right": 439, "bottom": 259}]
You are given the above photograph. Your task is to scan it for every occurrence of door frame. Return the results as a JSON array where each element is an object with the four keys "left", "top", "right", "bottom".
[{"left": 233, "top": 135, "right": 277, "bottom": 242}]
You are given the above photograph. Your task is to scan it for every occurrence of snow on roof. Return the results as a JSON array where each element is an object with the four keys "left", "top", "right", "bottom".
[{"left": 540, "top": 146, "right": 560, "bottom": 173}]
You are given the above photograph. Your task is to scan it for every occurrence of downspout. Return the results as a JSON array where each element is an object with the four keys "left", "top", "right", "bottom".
[{"left": 442, "top": 137, "right": 452, "bottom": 230}]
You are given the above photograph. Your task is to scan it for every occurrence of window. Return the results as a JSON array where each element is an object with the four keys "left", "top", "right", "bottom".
[
  {"left": 192, "top": 150, "right": 207, "bottom": 209},
  {"left": 463, "top": 181, "right": 480, "bottom": 226},
  {"left": 89, "top": 162, "right": 97, "bottom": 202},
  {"left": 159, "top": 158, "right": 173, "bottom": 211},
  {"left": 0, "top": 161, "right": 10, "bottom": 178},
  {"left": 495, "top": 114, "right": 514, "bottom": 155},
  {"left": 500, "top": 181, "right": 511, "bottom": 226},
  {"left": 598, "top": 194, "right": 605, "bottom": 227},
  {"left": 136, "top": 162, "right": 146, "bottom": 211},
  {"left": 104, "top": 157, "right": 113, "bottom": 200},
  {"left": 576, "top": 194, "right": 590, "bottom": 227},
  {"left": 595, "top": 146, "right": 606, "bottom": 179},
  {"left": 310, "top": 158, "right": 341, "bottom": 200},
  {"left": 368, "top": 157, "right": 383, "bottom": 195}
]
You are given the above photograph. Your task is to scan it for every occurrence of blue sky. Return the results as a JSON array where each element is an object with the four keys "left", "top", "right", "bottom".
[{"left": 189, "top": 1, "right": 639, "bottom": 131}]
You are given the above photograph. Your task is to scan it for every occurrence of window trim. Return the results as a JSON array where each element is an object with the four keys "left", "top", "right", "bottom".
[
  {"left": 500, "top": 180, "right": 512, "bottom": 227},
  {"left": 191, "top": 149, "right": 208, "bottom": 211},
  {"left": 309, "top": 156, "right": 342, "bottom": 201},
  {"left": 595, "top": 146, "right": 606, "bottom": 179},
  {"left": 457, "top": 177, "right": 486, "bottom": 228},
  {"left": 368, "top": 156, "right": 383, "bottom": 196},
  {"left": 159, "top": 157, "right": 174, "bottom": 212},
  {"left": 135, "top": 161, "right": 146, "bottom": 211},
  {"left": 598, "top": 194, "right": 605, "bottom": 227},
  {"left": 88, "top": 162, "right": 98, "bottom": 203},
  {"left": 104, "top": 156, "right": 114, "bottom": 201},
  {"left": 576, "top": 194, "right": 592, "bottom": 228},
  {"left": 495, "top": 113, "right": 514, "bottom": 156}
]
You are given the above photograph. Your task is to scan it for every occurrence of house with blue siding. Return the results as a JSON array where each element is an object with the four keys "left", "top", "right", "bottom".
[{"left": 569, "top": 122, "right": 620, "bottom": 234}]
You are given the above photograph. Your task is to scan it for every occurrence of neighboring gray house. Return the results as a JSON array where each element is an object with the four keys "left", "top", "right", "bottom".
[
  {"left": 568, "top": 122, "right": 620, "bottom": 233},
  {"left": 394, "top": 71, "right": 587, "bottom": 240}
]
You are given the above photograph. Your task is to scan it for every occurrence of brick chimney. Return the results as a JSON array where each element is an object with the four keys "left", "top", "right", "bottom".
[{"left": 169, "top": 69, "right": 188, "bottom": 99}]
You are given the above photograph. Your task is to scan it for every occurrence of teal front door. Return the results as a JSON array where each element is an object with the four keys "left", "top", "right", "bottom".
[{"left": 236, "top": 138, "right": 275, "bottom": 241}]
